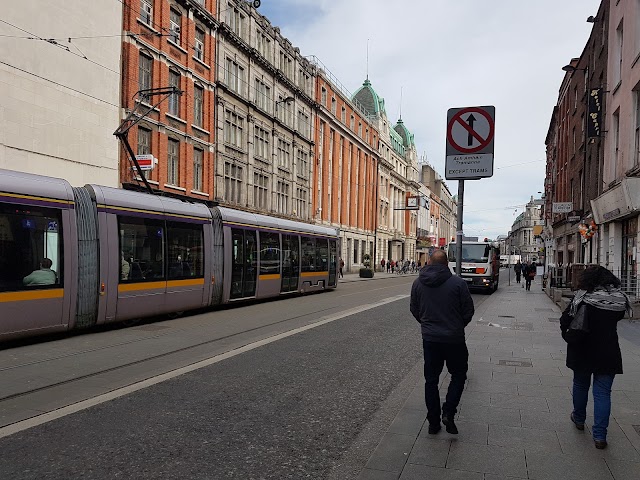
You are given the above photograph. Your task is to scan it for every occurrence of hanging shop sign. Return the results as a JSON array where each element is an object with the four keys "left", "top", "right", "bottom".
[{"left": 587, "top": 88, "right": 603, "bottom": 138}]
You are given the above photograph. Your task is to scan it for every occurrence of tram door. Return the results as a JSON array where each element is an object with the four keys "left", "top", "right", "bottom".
[
  {"left": 230, "top": 228, "right": 257, "bottom": 299},
  {"left": 328, "top": 239, "right": 337, "bottom": 286},
  {"left": 281, "top": 234, "right": 300, "bottom": 292}
]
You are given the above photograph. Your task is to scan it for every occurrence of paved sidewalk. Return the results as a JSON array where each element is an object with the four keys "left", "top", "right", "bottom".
[{"left": 357, "top": 278, "right": 640, "bottom": 480}]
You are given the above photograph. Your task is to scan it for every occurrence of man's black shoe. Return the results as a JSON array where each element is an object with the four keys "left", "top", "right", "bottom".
[
  {"left": 442, "top": 414, "right": 458, "bottom": 434},
  {"left": 428, "top": 423, "right": 441, "bottom": 434}
]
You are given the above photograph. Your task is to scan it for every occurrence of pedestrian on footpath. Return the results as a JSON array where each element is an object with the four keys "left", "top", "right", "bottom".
[
  {"left": 339, "top": 257, "right": 344, "bottom": 278},
  {"left": 514, "top": 260, "right": 522, "bottom": 283},
  {"left": 525, "top": 261, "right": 535, "bottom": 291},
  {"left": 560, "top": 266, "right": 633, "bottom": 450},
  {"left": 381, "top": 258, "right": 385, "bottom": 273},
  {"left": 410, "top": 249, "right": 475, "bottom": 435}
]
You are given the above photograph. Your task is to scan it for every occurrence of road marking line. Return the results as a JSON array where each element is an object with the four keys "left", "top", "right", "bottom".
[{"left": 0, "top": 294, "right": 409, "bottom": 439}]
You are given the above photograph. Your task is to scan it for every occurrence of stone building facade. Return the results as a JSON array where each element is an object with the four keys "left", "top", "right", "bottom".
[
  {"left": 214, "top": 1, "right": 315, "bottom": 218},
  {"left": 1, "top": 0, "right": 121, "bottom": 186},
  {"left": 352, "top": 80, "right": 419, "bottom": 266}
]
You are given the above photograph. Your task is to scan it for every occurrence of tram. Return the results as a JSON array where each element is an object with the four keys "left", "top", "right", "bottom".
[{"left": 0, "top": 169, "right": 339, "bottom": 341}]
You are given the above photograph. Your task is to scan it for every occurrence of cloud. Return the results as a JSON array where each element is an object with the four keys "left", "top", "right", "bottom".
[{"left": 258, "top": 0, "right": 600, "bottom": 238}]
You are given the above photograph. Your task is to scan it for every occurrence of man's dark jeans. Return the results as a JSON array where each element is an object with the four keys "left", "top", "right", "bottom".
[{"left": 423, "top": 339, "right": 468, "bottom": 425}]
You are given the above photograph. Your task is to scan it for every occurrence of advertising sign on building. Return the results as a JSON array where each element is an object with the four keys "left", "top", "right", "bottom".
[{"left": 587, "top": 88, "right": 602, "bottom": 138}]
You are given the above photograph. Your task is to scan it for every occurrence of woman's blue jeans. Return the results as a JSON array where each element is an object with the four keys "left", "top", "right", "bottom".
[{"left": 572, "top": 371, "right": 615, "bottom": 441}]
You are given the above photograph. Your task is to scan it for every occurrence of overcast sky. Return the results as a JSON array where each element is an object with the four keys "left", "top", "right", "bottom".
[{"left": 257, "top": 0, "right": 601, "bottom": 239}]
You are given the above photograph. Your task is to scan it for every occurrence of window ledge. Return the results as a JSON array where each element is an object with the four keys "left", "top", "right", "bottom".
[
  {"left": 191, "top": 124, "right": 210, "bottom": 135},
  {"left": 134, "top": 177, "right": 159, "bottom": 185},
  {"left": 190, "top": 190, "right": 210, "bottom": 197},
  {"left": 136, "top": 18, "right": 161, "bottom": 35},
  {"left": 224, "top": 143, "right": 245, "bottom": 154},
  {"left": 612, "top": 81, "right": 621, "bottom": 95},
  {"left": 164, "top": 184, "right": 186, "bottom": 192},
  {"left": 193, "top": 56, "right": 210, "bottom": 69},
  {"left": 632, "top": 51, "right": 640, "bottom": 69},
  {"left": 135, "top": 99, "right": 159, "bottom": 112},
  {"left": 167, "top": 39, "right": 188, "bottom": 55},
  {"left": 166, "top": 112, "right": 187, "bottom": 124}
]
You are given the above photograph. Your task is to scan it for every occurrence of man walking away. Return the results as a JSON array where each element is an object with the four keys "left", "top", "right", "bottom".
[
  {"left": 514, "top": 260, "right": 522, "bottom": 284},
  {"left": 410, "top": 250, "right": 475, "bottom": 435},
  {"left": 525, "top": 261, "right": 534, "bottom": 291}
]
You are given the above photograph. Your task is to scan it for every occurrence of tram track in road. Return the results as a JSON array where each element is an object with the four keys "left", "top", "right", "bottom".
[
  {"left": 0, "top": 292, "right": 410, "bottom": 437},
  {"left": 0, "top": 280, "right": 414, "bottom": 425}
]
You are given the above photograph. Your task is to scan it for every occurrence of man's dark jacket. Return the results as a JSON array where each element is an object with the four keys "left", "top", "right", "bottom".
[{"left": 410, "top": 264, "right": 475, "bottom": 343}]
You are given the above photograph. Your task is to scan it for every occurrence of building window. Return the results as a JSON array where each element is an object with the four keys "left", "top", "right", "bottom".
[
  {"left": 225, "top": 58, "right": 245, "bottom": 95},
  {"left": 277, "top": 95, "right": 293, "bottom": 126},
  {"left": 350, "top": 115, "right": 355, "bottom": 130},
  {"left": 195, "top": 27, "right": 205, "bottom": 61},
  {"left": 277, "top": 138, "right": 291, "bottom": 170},
  {"left": 224, "top": 162, "right": 243, "bottom": 203},
  {"left": 331, "top": 97, "right": 337, "bottom": 115},
  {"left": 615, "top": 21, "right": 623, "bottom": 86},
  {"left": 279, "top": 51, "right": 293, "bottom": 78},
  {"left": 168, "top": 70, "right": 181, "bottom": 117},
  {"left": 137, "top": 127, "right": 151, "bottom": 156},
  {"left": 321, "top": 87, "right": 327, "bottom": 106},
  {"left": 297, "top": 149, "right": 309, "bottom": 178},
  {"left": 169, "top": 9, "right": 181, "bottom": 44},
  {"left": 635, "top": 90, "right": 640, "bottom": 167},
  {"left": 295, "top": 187, "right": 307, "bottom": 217},
  {"left": 140, "top": 0, "right": 153, "bottom": 25},
  {"left": 138, "top": 52, "right": 153, "bottom": 92},
  {"left": 254, "top": 172, "right": 268, "bottom": 209},
  {"left": 341, "top": 106, "right": 346, "bottom": 123},
  {"left": 227, "top": 4, "right": 245, "bottom": 37},
  {"left": 224, "top": 110, "right": 244, "bottom": 149},
  {"left": 193, "top": 148, "right": 203, "bottom": 191},
  {"left": 254, "top": 125, "right": 269, "bottom": 160},
  {"left": 168, "top": 138, "right": 179, "bottom": 185},
  {"left": 358, "top": 122, "right": 362, "bottom": 137},
  {"left": 194, "top": 84, "right": 204, "bottom": 127},
  {"left": 136, "top": 126, "right": 151, "bottom": 179},
  {"left": 256, "top": 30, "right": 271, "bottom": 59},
  {"left": 298, "top": 70, "right": 309, "bottom": 93},
  {"left": 276, "top": 180, "right": 289, "bottom": 214},
  {"left": 297, "top": 110, "right": 310, "bottom": 138},
  {"left": 613, "top": 110, "right": 620, "bottom": 179},
  {"left": 254, "top": 78, "right": 271, "bottom": 113}
]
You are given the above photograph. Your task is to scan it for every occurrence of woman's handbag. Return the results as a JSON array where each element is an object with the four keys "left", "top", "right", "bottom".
[{"left": 564, "top": 304, "right": 590, "bottom": 344}]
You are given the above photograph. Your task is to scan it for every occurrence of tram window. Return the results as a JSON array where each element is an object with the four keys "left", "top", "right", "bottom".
[
  {"left": 0, "top": 204, "right": 63, "bottom": 292},
  {"left": 259, "top": 231, "right": 280, "bottom": 275},
  {"left": 316, "top": 238, "right": 328, "bottom": 272},
  {"left": 301, "top": 236, "right": 315, "bottom": 272},
  {"left": 119, "top": 216, "right": 165, "bottom": 282},
  {"left": 167, "top": 222, "right": 204, "bottom": 279}
]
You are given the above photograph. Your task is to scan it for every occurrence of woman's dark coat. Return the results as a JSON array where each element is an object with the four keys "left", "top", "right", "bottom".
[{"left": 560, "top": 303, "right": 625, "bottom": 374}]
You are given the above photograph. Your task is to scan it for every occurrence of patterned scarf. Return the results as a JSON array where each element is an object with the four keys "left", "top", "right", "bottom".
[{"left": 570, "top": 285, "right": 633, "bottom": 317}]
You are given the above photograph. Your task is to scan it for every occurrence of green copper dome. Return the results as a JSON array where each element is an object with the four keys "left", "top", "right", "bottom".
[
  {"left": 394, "top": 118, "right": 415, "bottom": 147},
  {"left": 352, "top": 79, "right": 386, "bottom": 117}
]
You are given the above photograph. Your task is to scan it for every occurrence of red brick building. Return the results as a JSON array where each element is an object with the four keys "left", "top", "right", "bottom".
[
  {"left": 313, "top": 68, "right": 379, "bottom": 269},
  {"left": 120, "top": 0, "right": 217, "bottom": 200},
  {"left": 545, "top": 0, "right": 608, "bottom": 271}
]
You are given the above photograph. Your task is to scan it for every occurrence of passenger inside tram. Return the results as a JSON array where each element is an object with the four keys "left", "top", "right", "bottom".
[{"left": 23, "top": 258, "right": 57, "bottom": 286}]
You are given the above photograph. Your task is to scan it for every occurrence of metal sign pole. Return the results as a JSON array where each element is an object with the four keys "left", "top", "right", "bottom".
[{"left": 456, "top": 180, "right": 464, "bottom": 277}]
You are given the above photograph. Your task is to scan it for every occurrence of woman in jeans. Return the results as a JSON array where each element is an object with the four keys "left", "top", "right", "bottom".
[{"left": 560, "top": 266, "right": 633, "bottom": 449}]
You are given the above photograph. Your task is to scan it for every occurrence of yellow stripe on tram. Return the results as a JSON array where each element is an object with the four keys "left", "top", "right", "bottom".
[
  {"left": 118, "top": 281, "right": 166, "bottom": 293},
  {"left": 0, "top": 289, "right": 64, "bottom": 303},
  {"left": 300, "top": 271, "right": 329, "bottom": 278},
  {"left": 167, "top": 278, "right": 205, "bottom": 288},
  {"left": 258, "top": 274, "right": 281, "bottom": 281}
]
